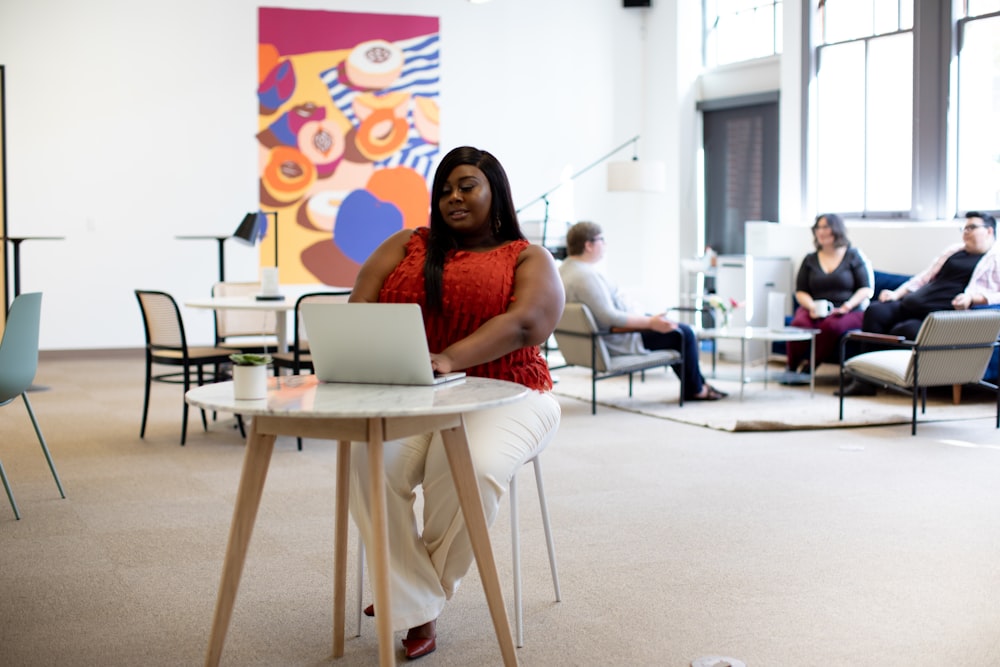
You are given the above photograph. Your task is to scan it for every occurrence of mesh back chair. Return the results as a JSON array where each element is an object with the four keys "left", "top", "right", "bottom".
[
  {"left": 839, "top": 309, "right": 1000, "bottom": 435},
  {"left": 355, "top": 445, "right": 561, "bottom": 648},
  {"left": 0, "top": 293, "right": 66, "bottom": 520},
  {"left": 272, "top": 291, "right": 351, "bottom": 376},
  {"left": 552, "top": 302, "right": 684, "bottom": 414},
  {"left": 135, "top": 290, "right": 235, "bottom": 445},
  {"left": 211, "top": 281, "right": 279, "bottom": 353}
]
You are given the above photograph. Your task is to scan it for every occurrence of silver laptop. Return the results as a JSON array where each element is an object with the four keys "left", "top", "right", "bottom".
[{"left": 300, "top": 302, "right": 466, "bottom": 386}]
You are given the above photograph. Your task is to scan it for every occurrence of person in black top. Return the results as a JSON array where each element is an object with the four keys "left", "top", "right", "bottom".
[
  {"left": 839, "top": 211, "right": 1000, "bottom": 396},
  {"left": 787, "top": 213, "right": 874, "bottom": 374}
]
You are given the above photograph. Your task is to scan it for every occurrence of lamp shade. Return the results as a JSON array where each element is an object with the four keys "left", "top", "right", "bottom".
[
  {"left": 232, "top": 212, "right": 264, "bottom": 245},
  {"left": 606, "top": 159, "right": 667, "bottom": 193}
]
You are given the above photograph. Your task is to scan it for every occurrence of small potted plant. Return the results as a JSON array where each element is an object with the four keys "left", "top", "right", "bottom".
[{"left": 229, "top": 353, "right": 272, "bottom": 400}]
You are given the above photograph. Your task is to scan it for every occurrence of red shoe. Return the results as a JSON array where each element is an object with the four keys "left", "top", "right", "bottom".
[
  {"left": 401, "top": 635, "right": 436, "bottom": 660},
  {"left": 402, "top": 620, "right": 437, "bottom": 660}
]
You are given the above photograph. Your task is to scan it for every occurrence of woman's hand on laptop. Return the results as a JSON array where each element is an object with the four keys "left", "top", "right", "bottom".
[{"left": 430, "top": 353, "right": 454, "bottom": 375}]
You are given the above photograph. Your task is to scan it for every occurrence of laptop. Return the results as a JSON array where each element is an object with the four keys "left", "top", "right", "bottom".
[{"left": 300, "top": 302, "right": 466, "bottom": 386}]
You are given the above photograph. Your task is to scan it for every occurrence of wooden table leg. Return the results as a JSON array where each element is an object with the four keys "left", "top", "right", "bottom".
[
  {"left": 440, "top": 419, "right": 518, "bottom": 667},
  {"left": 332, "top": 441, "right": 351, "bottom": 657},
  {"left": 205, "top": 422, "right": 277, "bottom": 667},
  {"left": 366, "top": 419, "right": 396, "bottom": 667}
]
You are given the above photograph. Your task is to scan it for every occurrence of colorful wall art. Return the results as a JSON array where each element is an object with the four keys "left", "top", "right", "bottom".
[{"left": 257, "top": 8, "right": 440, "bottom": 286}]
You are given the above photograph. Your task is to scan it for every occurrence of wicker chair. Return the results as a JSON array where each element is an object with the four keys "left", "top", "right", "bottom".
[
  {"left": 210, "top": 281, "right": 280, "bottom": 353},
  {"left": 135, "top": 290, "right": 235, "bottom": 445}
]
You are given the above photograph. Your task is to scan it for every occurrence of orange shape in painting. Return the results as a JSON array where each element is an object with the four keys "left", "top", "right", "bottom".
[
  {"left": 261, "top": 146, "right": 316, "bottom": 205},
  {"left": 412, "top": 96, "right": 439, "bottom": 145},
  {"left": 355, "top": 108, "right": 409, "bottom": 162},
  {"left": 366, "top": 167, "right": 429, "bottom": 230},
  {"left": 259, "top": 43, "right": 281, "bottom": 84}
]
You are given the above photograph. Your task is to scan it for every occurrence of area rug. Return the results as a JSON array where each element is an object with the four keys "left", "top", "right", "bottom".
[{"left": 550, "top": 362, "right": 998, "bottom": 432}]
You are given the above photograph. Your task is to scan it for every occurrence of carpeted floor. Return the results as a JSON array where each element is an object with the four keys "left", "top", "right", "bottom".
[
  {"left": 550, "top": 360, "right": 998, "bottom": 432},
  {"left": 3, "top": 353, "right": 1000, "bottom": 666}
]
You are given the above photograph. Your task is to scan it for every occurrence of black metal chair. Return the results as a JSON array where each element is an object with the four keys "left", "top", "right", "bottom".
[
  {"left": 271, "top": 291, "right": 351, "bottom": 376},
  {"left": 271, "top": 291, "right": 351, "bottom": 450},
  {"left": 134, "top": 290, "right": 235, "bottom": 445}
]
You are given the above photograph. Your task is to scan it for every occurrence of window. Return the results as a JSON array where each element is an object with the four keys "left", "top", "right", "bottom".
[
  {"left": 704, "top": 0, "right": 783, "bottom": 68},
  {"left": 956, "top": 11, "right": 1000, "bottom": 211},
  {"left": 815, "top": 0, "right": 913, "bottom": 216}
]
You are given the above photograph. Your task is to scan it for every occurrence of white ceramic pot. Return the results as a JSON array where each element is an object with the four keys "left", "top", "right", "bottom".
[{"left": 232, "top": 364, "right": 268, "bottom": 400}]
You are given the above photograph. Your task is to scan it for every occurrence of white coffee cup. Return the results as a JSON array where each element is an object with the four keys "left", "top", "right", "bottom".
[{"left": 813, "top": 299, "right": 832, "bottom": 318}]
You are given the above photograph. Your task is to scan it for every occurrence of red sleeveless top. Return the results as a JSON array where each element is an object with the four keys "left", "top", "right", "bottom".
[{"left": 378, "top": 228, "right": 553, "bottom": 391}]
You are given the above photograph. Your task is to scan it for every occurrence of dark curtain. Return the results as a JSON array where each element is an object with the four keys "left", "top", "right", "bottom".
[{"left": 702, "top": 101, "right": 779, "bottom": 255}]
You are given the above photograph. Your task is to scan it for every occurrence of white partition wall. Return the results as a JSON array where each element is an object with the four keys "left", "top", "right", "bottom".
[{"left": 746, "top": 220, "right": 958, "bottom": 278}]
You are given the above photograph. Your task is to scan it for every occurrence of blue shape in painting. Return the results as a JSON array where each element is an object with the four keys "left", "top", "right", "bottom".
[{"left": 334, "top": 190, "right": 403, "bottom": 264}]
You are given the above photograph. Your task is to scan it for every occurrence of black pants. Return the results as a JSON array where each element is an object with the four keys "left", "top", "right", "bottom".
[
  {"left": 640, "top": 323, "right": 705, "bottom": 399},
  {"left": 862, "top": 300, "right": 925, "bottom": 341}
]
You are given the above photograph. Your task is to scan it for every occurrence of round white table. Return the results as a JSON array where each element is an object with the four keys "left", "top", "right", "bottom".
[
  {"left": 185, "top": 289, "right": 351, "bottom": 353},
  {"left": 186, "top": 375, "right": 529, "bottom": 667},
  {"left": 698, "top": 326, "right": 820, "bottom": 399},
  {"left": 185, "top": 295, "right": 297, "bottom": 352}
]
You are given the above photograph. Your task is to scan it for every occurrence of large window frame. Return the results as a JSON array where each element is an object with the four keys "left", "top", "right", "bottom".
[
  {"left": 955, "top": 9, "right": 1000, "bottom": 213},
  {"left": 814, "top": 2, "right": 915, "bottom": 218},
  {"left": 808, "top": 1, "right": 1000, "bottom": 222}
]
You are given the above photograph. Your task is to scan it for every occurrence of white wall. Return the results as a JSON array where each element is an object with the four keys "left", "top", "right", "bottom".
[
  {"left": 2, "top": 0, "right": 943, "bottom": 350},
  {"left": 0, "top": 0, "right": 665, "bottom": 349}
]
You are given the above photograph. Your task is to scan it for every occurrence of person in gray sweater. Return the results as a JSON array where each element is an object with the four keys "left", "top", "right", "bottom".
[{"left": 558, "top": 221, "right": 725, "bottom": 401}]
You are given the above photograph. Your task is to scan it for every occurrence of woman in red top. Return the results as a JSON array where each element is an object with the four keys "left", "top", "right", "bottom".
[{"left": 348, "top": 146, "right": 564, "bottom": 659}]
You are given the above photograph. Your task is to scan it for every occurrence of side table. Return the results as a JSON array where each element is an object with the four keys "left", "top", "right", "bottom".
[{"left": 699, "top": 326, "right": 819, "bottom": 400}]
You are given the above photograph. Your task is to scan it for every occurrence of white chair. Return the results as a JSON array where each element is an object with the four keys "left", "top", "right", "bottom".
[
  {"left": 354, "top": 450, "right": 561, "bottom": 648},
  {"left": 211, "top": 281, "right": 279, "bottom": 353},
  {"left": 839, "top": 309, "right": 1000, "bottom": 435}
]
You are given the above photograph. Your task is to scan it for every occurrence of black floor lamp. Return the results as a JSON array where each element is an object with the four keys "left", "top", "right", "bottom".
[{"left": 515, "top": 135, "right": 665, "bottom": 258}]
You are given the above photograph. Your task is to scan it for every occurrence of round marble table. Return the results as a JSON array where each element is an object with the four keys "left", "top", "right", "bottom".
[{"left": 186, "top": 374, "right": 529, "bottom": 667}]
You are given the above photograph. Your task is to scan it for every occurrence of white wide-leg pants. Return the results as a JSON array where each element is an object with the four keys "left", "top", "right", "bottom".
[{"left": 349, "top": 390, "right": 560, "bottom": 632}]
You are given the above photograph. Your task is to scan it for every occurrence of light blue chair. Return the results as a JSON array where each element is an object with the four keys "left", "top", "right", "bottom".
[{"left": 0, "top": 292, "right": 65, "bottom": 520}]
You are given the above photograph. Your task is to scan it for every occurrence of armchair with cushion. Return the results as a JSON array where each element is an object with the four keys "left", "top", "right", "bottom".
[
  {"left": 838, "top": 309, "right": 1000, "bottom": 435},
  {"left": 551, "top": 302, "right": 684, "bottom": 414},
  {"left": 851, "top": 270, "right": 1000, "bottom": 389}
]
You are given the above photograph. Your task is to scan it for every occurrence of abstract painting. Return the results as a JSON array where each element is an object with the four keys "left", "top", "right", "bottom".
[{"left": 257, "top": 8, "right": 440, "bottom": 286}]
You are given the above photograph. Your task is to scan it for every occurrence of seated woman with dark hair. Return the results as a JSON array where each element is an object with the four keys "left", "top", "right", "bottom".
[{"left": 787, "top": 213, "right": 874, "bottom": 374}]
